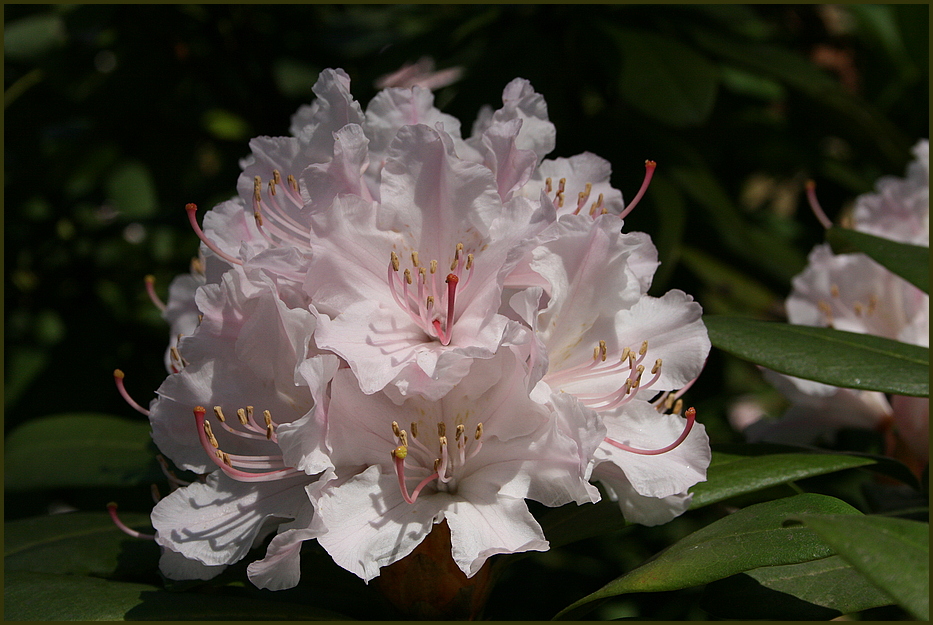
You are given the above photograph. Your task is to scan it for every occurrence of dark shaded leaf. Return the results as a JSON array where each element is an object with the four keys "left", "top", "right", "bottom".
[
  {"left": 786, "top": 514, "right": 929, "bottom": 620},
  {"left": 554, "top": 494, "right": 861, "bottom": 619},
  {"left": 705, "top": 315, "right": 929, "bottom": 397},
  {"left": 826, "top": 226, "right": 929, "bottom": 294}
]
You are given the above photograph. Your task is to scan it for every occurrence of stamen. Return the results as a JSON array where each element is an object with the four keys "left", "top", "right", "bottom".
[
  {"left": 393, "top": 445, "right": 439, "bottom": 504},
  {"left": 213, "top": 406, "right": 226, "bottom": 422},
  {"left": 185, "top": 203, "right": 243, "bottom": 266},
  {"left": 619, "top": 160, "right": 656, "bottom": 219},
  {"left": 805, "top": 180, "right": 833, "bottom": 229},
  {"left": 391, "top": 251, "right": 400, "bottom": 272},
  {"left": 411, "top": 251, "right": 420, "bottom": 267},
  {"left": 545, "top": 177, "right": 552, "bottom": 194},
  {"left": 107, "top": 502, "right": 155, "bottom": 540},
  {"left": 237, "top": 408, "right": 249, "bottom": 426},
  {"left": 455, "top": 424, "right": 465, "bottom": 441},
  {"left": 113, "top": 369, "right": 150, "bottom": 416},
  {"left": 410, "top": 422, "right": 418, "bottom": 439},
  {"left": 605, "top": 407, "right": 697, "bottom": 456},
  {"left": 203, "top": 420, "right": 219, "bottom": 448},
  {"left": 144, "top": 275, "right": 166, "bottom": 312}
]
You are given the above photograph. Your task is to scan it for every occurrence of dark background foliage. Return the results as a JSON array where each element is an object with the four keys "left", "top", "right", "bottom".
[{"left": 4, "top": 4, "right": 928, "bottom": 620}]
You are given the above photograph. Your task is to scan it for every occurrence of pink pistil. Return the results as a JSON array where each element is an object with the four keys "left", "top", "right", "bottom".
[
  {"left": 805, "top": 180, "right": 833, "bottom": 229},
  {"left": 144, "top": 275, "right": 166, "bottom": 312},
  {"left": 107, "top": 502, "right": 155, "bottom": 540},
  {"left": 393, "top": 452, "right": 439, "bottom": 504},
  {"left": 185, "top": 203, "right": 244, "bottom": 266},
  {"left": 619, "top": 160, "right": 657, "bottom": 220},
  {"left": 113, "top": 369, "right": 150, "bottom": 416},
  {"left": 604, "top": 407, "right": 697, "bottom": 455}
]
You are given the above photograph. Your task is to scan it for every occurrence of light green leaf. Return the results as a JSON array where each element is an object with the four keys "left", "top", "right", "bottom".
[
  {"left": 787, "top": 514, "right": 929, "bottom": 620},
  {"left": 610, "top": 27, "right": 719, "bottom": 127},
  {"left": 4, "top": 571, "right": 351, "bottom": 620},
  {"left": 705, "top": 315, "right": 929, "bottom": 397},
  {"left": 690, "top": 450, "right": 877, "bottom": 510},
  {"left": 5, "top": 511, "right": 158, "bottom": 577},
  {"left": 554, "top": 493, "right": 860, "bottom": 619},
  {"left": 5, "top": 413, "right": 162, "bottom": 491},
  {"left": 701, "top": 555, "right": 894, "bottom": 619},
  {"left": 105, "top": 160, "right": 158, "bottom": 219},
  {"left": 203, "top": 108, "right": 252, "bottom": 141},
  {"left": 826, "top": 226, "right": 929, "bottom": 294}
]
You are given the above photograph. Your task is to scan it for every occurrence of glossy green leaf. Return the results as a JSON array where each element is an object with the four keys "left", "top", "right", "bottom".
[
  {"left": 4, "top": 571, "right": 351, "bottom": 620},
  {"left": 826, "top": 226, "right": 929, "bottom": 293},
  {"left": 5, "top": 511, "right": 158, "bottom": 577},
  {"left": 690, "top": 451, "right": 876, "bottom": 510},
  {"left": 610, "top": 27, "right": 719, "bottom": 127},
  {"left": 786, "top": 514, "right": 929, "bottom": 620},
  {"left": 554, "top": 494, "right": 861, "bottom": 619},
  {"left": 5, "top": 413, "right": 162, "bottom": 491},
  {"left": 705, "top": 315, "right": 929, "bottom": 397},
  {"left": 701, "top": 555, "right": 894, "bottom": 619},
  {"left": 539, "top": 497, "right": 630, "bottom": 550}
]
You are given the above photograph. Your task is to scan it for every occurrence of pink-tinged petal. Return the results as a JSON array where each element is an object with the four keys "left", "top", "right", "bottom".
[
  {"left": 445, "top": 496, "right": 548, "bottom": 577},
  {"left": 275, "top": 354, "right": 341, "bottom": 475},
  {"left": 299, "top": 123, "right": 372, "bottom": 211},
  {"left": 594, "top": 400, "right": 710, "bottom": 500},
  {"left": 201, "top": 198, "right": 268, "bottom": 262},
  {"left": 289, "top": 68, "right": 365, "bottom": 160},
  {"left": 478, "top": 118, "right": 538, "bottom": 202},
  {"left": 518, "top": 152, "right": 626, "bottom": 217},
  {"left": 247, "top": 496, "right": 320, "bottom": 591},
  {"left": 159, "top": 548, "right": 227, "bottom": 581},
  {"left": 152, "top": 471, "right": 310, "bottom": 567},
  {"left": 470, "top": 78, "right": 556, "bottom": 163},
  {"left": 592, "top": 461, "right": 693, "bottom": 526},
  {"left": 312, "top": 465, "right": 442, "bottom": 582}
]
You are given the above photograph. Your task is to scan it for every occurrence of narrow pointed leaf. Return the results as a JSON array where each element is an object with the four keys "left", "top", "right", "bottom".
[
  {"left": 786, "top": 514, "right": 929, "bottom": 620},
  {"left": 826, "top": 226, "right": 929, "bottom": 294},
  {"left": 701, "top": 555, "right": 895, "bottom": 619},
  {"left": 705, "top": 315, "right": 929, "bottom": 397},
  {"left": 554, "top": 494, "right": 860, "bottom": 620}
]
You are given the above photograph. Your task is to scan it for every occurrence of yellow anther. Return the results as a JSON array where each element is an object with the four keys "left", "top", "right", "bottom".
[
  {"left": 854, "top": 302, "right": 864, "bottom": 316},
  {"left": 466, "top": 254, "right": 474, "bottom": 270},
  {"left": 392, "top": 445, "right": 408, "bottom": 460},
  {"left": 246, "top": 406, "right": 254, "bottom": 421},
  {"left": 628, "top": 352, "right": 637, "bottom": 368},
  {"left": 556, "top": 191, "right": 564, "bottom": 208},
  {"left": 601, "top": 206, "right": 608, "bottom": 215},
  {"left": 264, "top": 410, "right": 273, "bottom": 427},
  {"left": 673, "top": 398, "right": 684, "bottom": 415},
  {"left": 237, "top": 408, "right": 249, "bottom": 425},
  {"left": 430, "top": 259, "right": 438, "bottom": 274},
  {"left": 392, "top": 421, "right": 401, "bottom": 438},
  {"left": 266, "top": 424, "right": 274, "bottom": 440},
  {"left": 253, "top": 176, "right": 262, "bottom": 203},
  {"left": 419, "top": 266, "right": 427, "bottom": 282},
  {"left": 437, "top": 422, "right": 446, "bottom": 437},
  {"left": 868, "top": 295, "right": 878, "bottom": 315},
  {"left": 287, "top": 174, "right": 298, "bottom": 192},
  {"left": 665, "top": 394, "right": 675, "bottom": 409},
  {"left": 213, "top": 406, "right": 226, "bottom": 422},
  {"left": 830, "top": 284, "right": 840, "bottom": 298},
  {"left": 652, "top": 358, "right": 662, "bottom": 374},
  {"left": 410, "top": 422, "right": 418, "bottom": 439},
  {"left": 439, "top": 435, "right": 448, "bottom": 449},
  {"left": 268, "top": 179, "right": 277, "bottom": 196},
  {"left": 426, "top": 295, "right": 435, "bottom": 309},
  {"left": 272, "top": 170, "right": 282, "bottom": 185},
  {"left": 558, "top": 178, "right": 566, "bottom": 193},
  {"left": 582, "top": 182, "right": 592, "bottom": 201},
  {"left": 170, "top": 346, "right": 182, "bottom": 364},
  {"left": 545, "top": 177, "right": 552, "bottom": 193},
  {"left": 619, "top": 346, "right": 631, "bottom": 362},
  {"left": 411, "top": 251, "right": 420, "bottom": 267},
  {"left": 434, "top": 458, "right": 441, "bottom": 472},
  {"left": 593, "top": 346, "right": 600, "bottom": 361},
  {"left": 475, "top": 423, "right": 483, "bottom": 440},
  {"left": 253, "top": 209, "right": 264, "bottom": 226},
  {"left": 203, "top": 420, "right": 219, "bottom": 448},
  {"left": 455, "top": 424, "right": 465, "bottom": 441},
  {"left": 391, "top": 251, "right": 400, "bottom": 272},
  {"left": 399, "top": 430, "right": 409, "bottom": 447},
  {"left": 451, "top": 257, "right": 459, "bottom": 271},
  {"left": 404, "top": 268, "right": 412, "bottom": 285},
  {"left": 623, "top": 379, "right": 633, "bottom": 395},
  {"left": 599, "top": 340, "right": 608, "bottom": 361},
  {"left": 639, "top": 341, "right": 648, "bottom": 356}
]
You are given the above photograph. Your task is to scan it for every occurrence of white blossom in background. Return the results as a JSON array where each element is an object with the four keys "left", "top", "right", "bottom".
[
  {"left": 744, "top": 140, "right": 929, "bottom": 468},
  {"left": 132, "top": 68, "right": 711, "bottom": 588}
]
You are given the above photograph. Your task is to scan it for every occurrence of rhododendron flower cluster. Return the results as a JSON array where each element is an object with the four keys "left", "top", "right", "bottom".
[
  {"left": 745, "top": 140, "right": 929, "bottom": 469},
  {"left": 129, "top": 69, "right": 711, "bottom": 590}
]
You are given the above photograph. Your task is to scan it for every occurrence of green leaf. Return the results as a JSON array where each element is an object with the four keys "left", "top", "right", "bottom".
[
  {"left": 705, "top": 315, "right": 929, "bottom": 397},
  {"left": 786, "top": 514, "right": 929, "bottom": 620},
  {"left": 105, "top": 160, "right": 158, "bottom": 219},
  {"left": 5, "top": 511, "right": 158, "bottom": 577},
  {"left": 203, "top": 108, "right": 252, "bottom": 141},
  {"left": 554, "top": 493, "right": 861, "bottom": 619},
  {"left": 5, "top": 413, "right": 162, "bottom": 491},
  {"left": 4, "top": 12, "right": 66, "bottom": 61},
  {"left": 690, "top": 450, "right": 877, "bottom": 510},
  {"left": 826, "top": 226, "right": 929, "bottom": 294},
  {"left": 539, "top": 497, "right": 630, "bottom": 550},
  {"left": 609, "top": 27, "right": 719, "bottom": 127},
  {"left": 679, "top": 246, "right": 781, "bottom": 317},
  {"left": 4, "top": 571, "right": 351, "bottom": 620},
  {"left": 701, "top": 555, "right": 894, "bottom": 619}
]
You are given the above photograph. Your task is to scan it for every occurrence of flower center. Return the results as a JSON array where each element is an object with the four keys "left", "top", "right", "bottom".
[
  {"left": 389, "top": 418, "right": 484, "bottom": 504},
  {"left": 387, "top": 243, "right": 475, "bottom": 345},
  {"left": 249, "top": 170, "right": 312, "bottom": 248},
  {"left": 193, "top": 405, "right": 303, "bottom": 482}
]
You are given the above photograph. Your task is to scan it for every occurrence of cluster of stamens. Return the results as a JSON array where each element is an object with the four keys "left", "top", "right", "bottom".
[
  {"left": 543, "top": 160, "right": 656, "bottom": 219},
  {"left": 817, "top": 284, "right": 878, "bottom": 327},
  {"left": 389, "top": 418, "right": 484, "bottom": 504},
  {"left": 194, "top": 405, "right": 302, "bottom": 483},
  {"left": 387, "top": 243, "right": 475, "bottom": 345}
]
